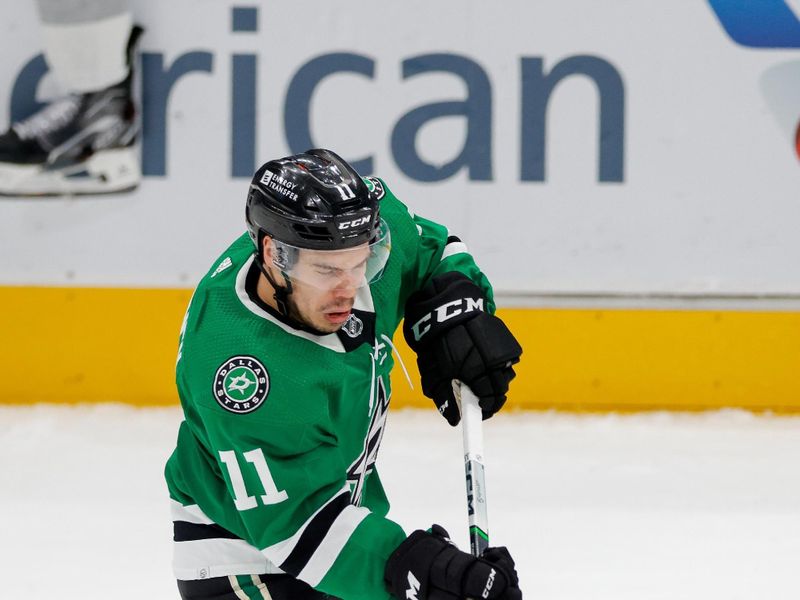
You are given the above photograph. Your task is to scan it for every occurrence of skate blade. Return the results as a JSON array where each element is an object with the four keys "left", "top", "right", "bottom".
[{"left": 0, "top": 146, "right": 141, "bottom": 197}]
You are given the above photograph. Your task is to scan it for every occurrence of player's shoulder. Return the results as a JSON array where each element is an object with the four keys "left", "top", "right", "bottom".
[
  {"left": 179, "top": 233, "right": 268, "bottom": 362},
  {"left": 362, "top": 175, "right": 415, "bottom": 226},
  {"left": 197, "top": 233, "right": 254, "bottom": 290},
  {"left": 186, "top": 232, "right": 255, "bottom": 327},
  {"left": 177, "top": 240, "right": 338, "bottom": 426}
]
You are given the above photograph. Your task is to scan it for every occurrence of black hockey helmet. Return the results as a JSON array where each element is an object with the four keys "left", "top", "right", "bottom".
[
  {"left": 246, "top": 148, "right": 383, "bottom": 253},
  {"left": 245, "top": 150, "right": 390, "bottom": 315}
]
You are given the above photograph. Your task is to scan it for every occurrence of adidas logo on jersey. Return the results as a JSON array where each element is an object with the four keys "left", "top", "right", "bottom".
[
  {"left": 211, "top": 257, "right": 233, "bottom": 278},
  {"left": 406, "top": 571, "right": 421, "bottom": 600}
]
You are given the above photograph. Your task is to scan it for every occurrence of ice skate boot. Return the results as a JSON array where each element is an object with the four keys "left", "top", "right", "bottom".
[{"left": 0, "top": 26, "right": 143, "bottom": 196}]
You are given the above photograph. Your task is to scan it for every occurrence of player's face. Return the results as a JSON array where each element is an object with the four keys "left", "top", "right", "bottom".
[{"left": 287, "top": 245, "right": 371, "bottom": 333}]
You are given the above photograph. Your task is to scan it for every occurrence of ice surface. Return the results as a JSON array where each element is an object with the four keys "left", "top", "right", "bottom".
[{"left": 1, "top": 405, "right": 799, "bottom": 599}]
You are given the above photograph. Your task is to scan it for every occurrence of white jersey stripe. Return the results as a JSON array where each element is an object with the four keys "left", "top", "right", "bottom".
[
  {"left": 297, "top": 504, "right": 371, "bottom": 587},
  {"left": 441, "top": 241, "right": 469, "bottom": 261},
  {"left": 173, "top": 538, "right": 282, "bottom": 580},
  {"left": 261, "top": 484, "right": 351, "bottom": 568},
  {"left": 170, "top": 500, "right": 215, "bottom": 525},
  {"left": 260, "top": 521, "right": 306, "bottom": 568}
]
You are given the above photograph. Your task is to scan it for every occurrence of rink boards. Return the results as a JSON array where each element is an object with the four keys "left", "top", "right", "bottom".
[
  {"left": 2, "top": 1, "right": 800, "bottom": 411},
  {"left": 2, "top": 285, "right": 798, "bottom": 412}
]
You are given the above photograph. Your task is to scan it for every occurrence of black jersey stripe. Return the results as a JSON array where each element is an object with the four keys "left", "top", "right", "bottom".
[
  {"left": 446, "top": 235, "right": 462, "bottom": 245},
  {"left": 279, "top": 492, "right": 351, "bottom": 577},
  {"left": 174, "top": 520, "right": 242, "bottom": 542}
]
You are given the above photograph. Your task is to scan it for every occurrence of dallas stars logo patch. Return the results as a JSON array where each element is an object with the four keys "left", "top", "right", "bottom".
[
  {"left": 213, "top": 356, "right": 269, "bottom": 414},
  {"left": 364, "top": 176, "right": 385, "bottom": 199}
]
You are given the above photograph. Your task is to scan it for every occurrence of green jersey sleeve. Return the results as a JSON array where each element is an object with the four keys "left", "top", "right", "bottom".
[{"left": 370, "top": 177, "right": 497, "bottom": 315}]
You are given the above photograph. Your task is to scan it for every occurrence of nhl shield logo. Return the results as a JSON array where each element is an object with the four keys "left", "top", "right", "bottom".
[
  {"left": 341, "top": 313, "right": 364, "bottom": 338},
  {"left": 213, "top": 355, "right": 269, "bottom": 414}
]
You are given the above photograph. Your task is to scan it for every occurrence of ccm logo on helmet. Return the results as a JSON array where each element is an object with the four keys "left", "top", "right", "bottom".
[
  {"left": 337, "top": 216, "right": 371, "bottom": 230},
  {"left": 411, "top": 297, "right": 484, "bottom": 341}
]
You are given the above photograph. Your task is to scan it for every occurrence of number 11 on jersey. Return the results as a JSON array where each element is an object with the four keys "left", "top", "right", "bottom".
[{"left": 219, "top": 448, "right": 289, "bottom": 511}]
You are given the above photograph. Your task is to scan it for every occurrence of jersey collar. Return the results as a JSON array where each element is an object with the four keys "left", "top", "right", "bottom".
[{"left": 235, "top": 254, "right": 375, "bottom": 353}]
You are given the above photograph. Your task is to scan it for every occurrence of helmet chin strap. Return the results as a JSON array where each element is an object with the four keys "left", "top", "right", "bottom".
[
  {"left": 256, "top": 259, "right": 293, "bottom": 316},
  {"left": 255, "top": 252, "right": 336, "bottom": 337}
]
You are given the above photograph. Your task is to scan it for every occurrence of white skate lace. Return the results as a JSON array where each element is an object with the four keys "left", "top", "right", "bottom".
[{"left": 12, "top": 95, "right": 82, "bottom": 142}]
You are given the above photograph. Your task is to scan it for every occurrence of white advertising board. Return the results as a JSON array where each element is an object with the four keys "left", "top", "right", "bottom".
[{"left": 1, "top": 0, "right": 798, "bottom": 297}]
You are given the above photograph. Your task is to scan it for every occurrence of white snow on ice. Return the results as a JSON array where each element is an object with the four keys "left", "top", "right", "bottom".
[{"left": 1, "top": 405, "right": 799, "bottom": 599}]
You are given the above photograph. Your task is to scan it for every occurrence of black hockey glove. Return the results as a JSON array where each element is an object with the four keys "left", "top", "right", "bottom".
[
  {"left": 385, "top": 525, "right": 522, "bottom": 600},
  {"left": 403, "top": 272, "right": 522, "bottom": 426}
]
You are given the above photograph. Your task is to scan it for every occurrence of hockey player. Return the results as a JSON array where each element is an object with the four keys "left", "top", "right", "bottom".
[
  {"left": 0, "top": 0, "right": 141, "bottom": 195},
  {"left": 165, "top": 149, "right": 523, "bottom": 600}
]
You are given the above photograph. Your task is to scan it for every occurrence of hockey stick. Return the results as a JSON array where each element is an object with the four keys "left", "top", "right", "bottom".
[{"left": 456, "top": 381, "right": 489, "bottom": 556}]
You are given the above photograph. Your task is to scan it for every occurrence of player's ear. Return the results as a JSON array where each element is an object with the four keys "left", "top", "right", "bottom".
[{"left": 261, "top": 235, "right": 275, "bottom": 265}]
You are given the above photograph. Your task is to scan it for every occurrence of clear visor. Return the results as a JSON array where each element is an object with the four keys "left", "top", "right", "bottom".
[{"left": 271, "top": 219, "right": 391, "bottom": 291}]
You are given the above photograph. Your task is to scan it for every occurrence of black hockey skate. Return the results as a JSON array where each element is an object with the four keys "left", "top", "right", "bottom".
[{"left": 0, "top": 26, "right": 143, "bottom": 196}]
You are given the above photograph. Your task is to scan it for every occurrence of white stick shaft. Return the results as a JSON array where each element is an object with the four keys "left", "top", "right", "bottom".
[{"left": 459, "top": 382, "right": 489, "bottom": 556}]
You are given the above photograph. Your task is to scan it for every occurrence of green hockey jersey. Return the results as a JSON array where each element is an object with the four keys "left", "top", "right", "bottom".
[{"left": 164, "top": 177, "right": 495, "bottom": 600}]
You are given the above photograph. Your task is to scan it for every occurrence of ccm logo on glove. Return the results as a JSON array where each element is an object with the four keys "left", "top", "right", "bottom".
[
  {"left": 403, "top": 272, "right": 522, "bottom": 426},
  {"left": 406, "top": 571, "right": 421, "bottom": 600},
  {"left": 483, "top": 567, "right": 497, "bottom": 598},
  {"left": 410, "top": 296, "right": 485, "bottom": 342},
  {"left": 385, "top": 525, "right": 522, "bottom": 600}
]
